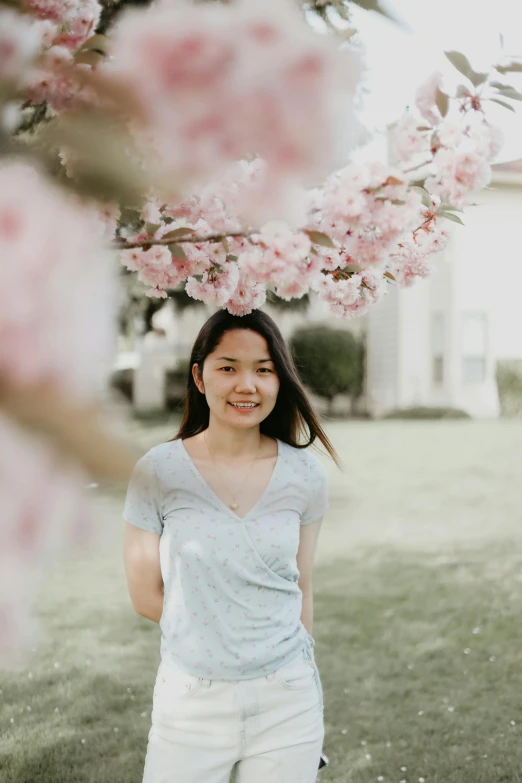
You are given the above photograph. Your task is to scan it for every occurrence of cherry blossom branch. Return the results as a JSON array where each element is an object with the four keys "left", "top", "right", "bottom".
[
  {"left": 114, "top": 231, "right": 248, "bottom": 249},
  {"left": 403, "top": 159, "right": 432, "bottom": 174}
]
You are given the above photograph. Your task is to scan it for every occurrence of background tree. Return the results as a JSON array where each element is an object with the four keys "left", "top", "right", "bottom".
[{"left": 290, "top": 325, "right": 365, "bottom": 415}]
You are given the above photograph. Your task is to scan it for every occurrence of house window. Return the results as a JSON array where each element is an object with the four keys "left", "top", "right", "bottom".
[
  {"left": 432, "top": 313, "right": 444, "bottom": 384},
  {"left": 462, "top": 312, "right": 487, "bottom": 383}
]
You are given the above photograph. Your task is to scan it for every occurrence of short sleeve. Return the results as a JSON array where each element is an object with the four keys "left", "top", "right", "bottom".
[
  {"left": 300, "top": 452, "right": 329, "bottom": 526},
  {"left": 122, "top": 451, "right": 164, "bottom": 535}
]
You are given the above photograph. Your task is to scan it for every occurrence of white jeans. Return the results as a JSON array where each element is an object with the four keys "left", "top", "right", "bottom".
[{"left": 142, "top": 646, "right": 325, "bottom": 783}]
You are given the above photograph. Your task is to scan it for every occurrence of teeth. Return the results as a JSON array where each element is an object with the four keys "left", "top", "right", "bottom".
[{"left": 230, "top": 403, "right": 257, "bottom": 408}]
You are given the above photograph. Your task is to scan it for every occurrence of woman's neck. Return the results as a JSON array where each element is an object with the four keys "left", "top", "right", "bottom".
[{"left": 203, "top": 418, "right": 263, "bottom": 459}]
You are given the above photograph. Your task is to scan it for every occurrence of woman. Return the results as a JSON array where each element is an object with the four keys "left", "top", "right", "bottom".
[{"left": 123, "top": 308, "right": 340, "bottom": 783}]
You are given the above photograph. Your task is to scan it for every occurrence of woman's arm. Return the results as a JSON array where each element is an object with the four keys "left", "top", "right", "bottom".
[
  {"left": 297, "top": 516, "right": 324, "bottom": 636},
  {"left": 123, "top": 523, "right": 164, "bottom": 623}
]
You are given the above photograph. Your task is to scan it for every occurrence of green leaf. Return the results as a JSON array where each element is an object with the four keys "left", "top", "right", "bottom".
[
  {"left": 169, "top": 243, "right": 187, "bottom": 260},
  {"left": 305, "top": 230, "right": 335, "bottom": 248},
  {"left": 161, "top": 227, "right": 196, "bottom": 241},
  {"left": 77, "top": 34, "right": 110, "bottom": 55},
  {"left": 440, "top": 202, "right": 463, "bottom": 213},
  {"left": 439, "top": 211, "right": 464, "bottom": 225},
  {"left": 119, "top": 206, "right": 142, "bottom": 224},
  {"left": 490, "top": 97, "right": 516, "bottom": 112},
  {"left": 490, "top": 82, "right": 522, "bottom": 101},
  {"left": 444, "top": 50, "right": 488, "bottom": 86},
  {"left": 435, "top": 88, "right": 449, "bottom": 117},
  {"left": 145, "top": 222, "right": 161, "bottom": 236},
  {"left": 73, "top": 49, "right": 104, "bottom": 67},
  {"left": 416, "top": 126, "right": 432, "bottom": 131},
  {"left": 226, "top": 254, "right": 238, "bottom": 262},
  {"left": 469, "top": 71, "right": 489, "bottom": 87},
  {"left": 495, "top": 61, "right": 522, "bottom": 74},
  {"left": 444, "top": 50, "right": 474, "bottom": 78},
  {"left": 343, "top": 263, "right": 363, "bottom": 275},
  {"left": 456, "top": 84, "right": 470, "bottom": 98}
]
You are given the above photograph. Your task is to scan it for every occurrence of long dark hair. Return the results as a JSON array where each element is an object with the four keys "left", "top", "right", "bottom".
[{"left": 168, "top": 309, "right": 341, "bottom": 467}]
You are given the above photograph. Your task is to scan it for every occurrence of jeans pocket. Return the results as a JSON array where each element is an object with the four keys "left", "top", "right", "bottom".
[
  {"left": 273, "top": 653, "right": 317, "bottom": 691},
  {"left": 154, "top": 663, "right": 203, "bottom": 704}
]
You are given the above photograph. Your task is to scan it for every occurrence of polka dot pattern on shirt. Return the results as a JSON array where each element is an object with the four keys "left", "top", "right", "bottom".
[{"left": 123, "top": 438, "right": 329, "bottom": 680}]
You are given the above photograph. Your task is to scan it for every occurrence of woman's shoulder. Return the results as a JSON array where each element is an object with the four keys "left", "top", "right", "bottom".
[
  {"left": 278, "top": 440, "right": 327, "bottom": 476},
  {"left": 134, "top": 439, "right": 182, "bottom": 474}
]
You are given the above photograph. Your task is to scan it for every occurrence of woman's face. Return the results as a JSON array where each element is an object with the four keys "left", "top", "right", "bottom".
[{"left": 193, "top": 329, "right": 280, "bottom": 429}]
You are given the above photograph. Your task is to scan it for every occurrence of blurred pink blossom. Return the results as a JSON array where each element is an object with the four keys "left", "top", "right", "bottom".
[
  {"left": 0, "top": 162, "right": 117, "bottom": 656},
  {"left": 109, "top": 0, "right": 356, "bottom": 192},
  {"left": 415, "top": 71, "right": 443, "bottom": 125},
  {"left": 393, "top": 113, "right": 430, "bottom": 162},
  {"left": 25, "top": 0, "right": 101, "bottom": 50},
  {"left": 0, "top": 9, "right": 45, "bottom": 81}
]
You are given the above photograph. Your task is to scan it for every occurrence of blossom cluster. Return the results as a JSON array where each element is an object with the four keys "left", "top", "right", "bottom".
[
  {"left": 25, "top": 0, "right": 102, "bottom": 51},
  {"left": 0, "top": 162, "right": 118, "bottom": 656},
  {"left": 117, "top": 60, "right": 507, "bottom": 318},
  {"left": 108, "top": 0, "right": 355, "bottom": 189}
]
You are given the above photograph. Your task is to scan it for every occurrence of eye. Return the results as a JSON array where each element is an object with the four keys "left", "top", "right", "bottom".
[
  {"left": 219, "top": 366, "right": 234, "bottom": 372},
  {"left": 258, "top": 368, "right": 273, "bottom": 373}
]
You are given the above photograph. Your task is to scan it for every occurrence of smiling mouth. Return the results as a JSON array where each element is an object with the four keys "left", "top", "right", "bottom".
[{"left": 228, "top": 402, "right": 260, "bottom": 409}]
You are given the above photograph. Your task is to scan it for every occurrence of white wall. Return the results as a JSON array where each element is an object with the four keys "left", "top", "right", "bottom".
[{"left": 457, "top": 182, "right": 522, "bottom": 361}]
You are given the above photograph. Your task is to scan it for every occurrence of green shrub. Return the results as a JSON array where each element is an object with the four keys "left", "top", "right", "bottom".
[
  {"left": 383, "top": 406, "right": 471, "bottom": 420},
  {"left": 110, "top": 367, "right": 134, "bottom": 402},
  {"left": 290, "top": 325, "right": 365, "bottom": 414},
  {"left": 166, "top": 359, "right": 190, "bottom": 409},
  {"left": 496, "top": 360, "right": 522, "bottom": 418}
]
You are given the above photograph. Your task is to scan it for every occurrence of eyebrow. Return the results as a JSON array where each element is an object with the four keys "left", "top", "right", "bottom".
[{"left": 215, "top": 356, "right": 273, "bottom": 363}]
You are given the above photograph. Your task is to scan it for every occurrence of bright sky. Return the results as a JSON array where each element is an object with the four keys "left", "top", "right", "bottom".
[{"left": 351, "top": 0, "right": 522, "bottom": 163}]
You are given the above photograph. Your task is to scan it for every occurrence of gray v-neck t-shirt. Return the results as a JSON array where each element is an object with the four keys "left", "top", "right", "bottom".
[{"left": 122, "top": 437, "right": 329, "bottom": 680}]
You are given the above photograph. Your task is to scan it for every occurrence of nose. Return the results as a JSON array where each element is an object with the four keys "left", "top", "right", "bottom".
[{"left": 234, "top": 372, "right": 257, "bottom": 394}]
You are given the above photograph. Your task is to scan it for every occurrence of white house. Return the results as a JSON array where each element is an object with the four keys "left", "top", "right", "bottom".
[{"left": 365, "top": 160, "right": 522, "bottom": 418}]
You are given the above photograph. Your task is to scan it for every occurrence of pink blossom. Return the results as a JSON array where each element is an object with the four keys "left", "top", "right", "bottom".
[
  {"left": 0, "top": 413, "right": 89, "bottom": 660},
  {"left": 186, "top": 262, "right": 240, "bottom": 307},
  {"left": 0, "top": 162, "right": 117, "bottom": 655},
  {"left": 437, "top": 121, "right": 464, "bottom": 149},
  {"left": 25, "top": 0, "right": 77, "bottom": 24},
  {"left": 23, "top": 45, "right": 96, "bottom": 110},
  {"left": 415, "top": 71, "right": 443, "bottom": 125},
  {"left": 145, "top": 287, "right": 168, "bottom": 299},
  {"left": 314, "top": 271, "right": 381, "bottom": 319},
  {"left": 0, "top": 162, "right": 116, "bottom": 396},
  {"left": 26, "top": 0, "right": 102, "bottom": 50},
  {"left": 121, "top": 244, "right": 197, "bottom": 292},
  {"left": 426, "top": 148, "right": 491, "bottom": 206},
  {"left": 0, "top": 10, "right": 44, "bottom": 81},
  {"left": 224, "top": 270, "right": 266, "bottom": 315},
  {"left": 468, "top": 124, "right": 504, "bottom": 162},
  {"left": 140, "top": 199, "right": 163, "bottom": 225},
  {"left": 109, "top": 0, "right": 355, "bottom": 195},
  {"left": 390, "top": 252, "right": 431, "bottom": 286},
  {"left": 393, "top": 113, "right": 429, "bottom": 162},
  {"left": 52, "top": 0, "right": 101, "bottom": 49}
]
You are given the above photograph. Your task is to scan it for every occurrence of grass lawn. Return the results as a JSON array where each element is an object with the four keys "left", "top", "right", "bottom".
[{"left": 2, "top": 419, "right": 522, "bottom": 783}]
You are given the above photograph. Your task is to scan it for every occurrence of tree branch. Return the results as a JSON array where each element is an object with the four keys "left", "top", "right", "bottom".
[{"left": 115, "top": 230, "right": 248, "bottom": 250}]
